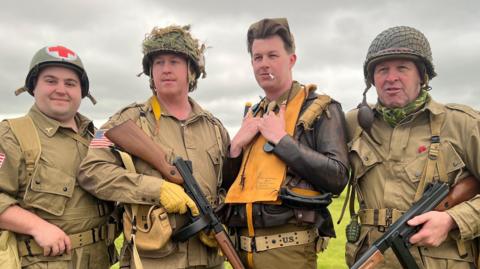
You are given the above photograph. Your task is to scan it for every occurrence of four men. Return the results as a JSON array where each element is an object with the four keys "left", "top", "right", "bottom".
[
  {"left": 0, "top": 20, "right": 478, "bottom": 269},
  {"left": 222, "top": 18, "right": 349, "bottom": 269},
  {"left": 0, "top": 46, "right": 115, "bottom": 268},
  {"left": 345, "top": 26, "right": 479, "bottom": 268}
]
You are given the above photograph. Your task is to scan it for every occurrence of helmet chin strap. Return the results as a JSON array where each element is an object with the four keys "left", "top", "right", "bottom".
[{"left": 357, "top": 83, "right": 381, "bottom": 145}]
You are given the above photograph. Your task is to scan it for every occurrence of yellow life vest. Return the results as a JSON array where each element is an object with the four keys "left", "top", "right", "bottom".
[{"left": 225, "top": 87, "right": 307, "bottom": 204}]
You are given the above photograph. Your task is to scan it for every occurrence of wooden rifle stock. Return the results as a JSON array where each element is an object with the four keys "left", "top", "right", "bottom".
[
  {"left": 215, "top": 231, "right": 245, "bottom": 269},
  {"left": 104, "top": 119, "right": 183, "bottom": 184},
  {"left": 357, "top": 249, "right": 384, "bottom": 269},
  {"left": 435, "top": 175, "right": 480, "bottom": 211}
]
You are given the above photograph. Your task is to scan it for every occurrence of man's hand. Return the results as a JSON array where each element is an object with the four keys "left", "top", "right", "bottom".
[
  {"left": 0, "top": 205, "right": 71, "bottom": 257},
  {"left": 407, "top": 211, "right": 457, "bottom": 247},
  {"left": 229, "top": 112, "right": 261, "bottom": 157},
  {"left": 30, "top": 221, "right": 71, "bottom": 256},
  {"left": 259, "top": 104, "right": 287, "bottom": 145},
  {"left": 159, "top": 180, "right": 199, "bottom": 216}
]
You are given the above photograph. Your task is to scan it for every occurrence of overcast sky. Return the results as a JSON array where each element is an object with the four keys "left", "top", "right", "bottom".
[{"left": 1, "top": 0, "right": 479, "bottom": 135}]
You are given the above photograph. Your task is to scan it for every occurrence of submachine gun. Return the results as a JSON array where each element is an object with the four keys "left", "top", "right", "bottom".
[
  {"left": 351, "top": 177, "right": 480, "bottom": 269},
  {"left": 105, "top": 120, "right": 245, "bottom": 269}
]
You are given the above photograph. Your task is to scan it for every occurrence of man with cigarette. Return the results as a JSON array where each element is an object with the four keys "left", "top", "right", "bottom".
[{"left": 222, "top": 18, "right": 349, "bottom": 269}]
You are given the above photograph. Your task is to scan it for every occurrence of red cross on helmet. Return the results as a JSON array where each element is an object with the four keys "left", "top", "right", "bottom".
[{"left": 16, "top": 45, "right": 96, "bottom": 104}]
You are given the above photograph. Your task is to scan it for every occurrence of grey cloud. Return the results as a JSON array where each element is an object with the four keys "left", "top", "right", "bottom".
[{"left": 1, "top": 0, "right": 480, "bottom": 135}]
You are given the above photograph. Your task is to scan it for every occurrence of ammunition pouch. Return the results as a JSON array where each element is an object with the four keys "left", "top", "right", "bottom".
[{"left": 123, "top": 204, "right": 172, "bottom": 252}]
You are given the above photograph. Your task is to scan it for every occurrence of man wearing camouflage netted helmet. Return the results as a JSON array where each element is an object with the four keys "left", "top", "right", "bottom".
[
  {"left": 78, "top": 25, "right": 229, "bottom": 269},
  {"left": 345, "top": 26, "right": 480, "bottom": 268},
  {"left": 0, "top": 45, "right": 115, "bottom": 268},
  {"left": 221, "top": 18, "right": 349, "bottom": 269}
]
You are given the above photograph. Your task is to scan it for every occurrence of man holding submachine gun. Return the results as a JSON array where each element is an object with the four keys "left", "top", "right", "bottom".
[
  {"left": 78, "top": 24, "right": 243, "bottom": 269},
  {"left": 344, "top": 25, "right": 480, "bottom": 269}
]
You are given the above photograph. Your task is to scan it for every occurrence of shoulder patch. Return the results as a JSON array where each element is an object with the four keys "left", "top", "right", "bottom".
[
  {"left": 89, "top": 129, "right": 113, "bottom": 149},
  {"left": 445, "top": 103, "right": 480, "bottom": 119},
  {"left": 0, "top": 152, "right": 5, "bottom": 168}
]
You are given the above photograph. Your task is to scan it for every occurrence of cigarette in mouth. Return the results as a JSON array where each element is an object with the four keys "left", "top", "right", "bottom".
[{"left": 268, "top": 73, "right": 274, "bottom": 79}]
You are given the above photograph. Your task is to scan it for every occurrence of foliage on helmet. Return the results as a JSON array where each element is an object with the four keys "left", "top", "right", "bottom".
[
  {"left": 364, "top": 26, "right": 436, "bottom": 88},
  {"left": 141, "top": 25, "right": 206, "bottom": 91}
]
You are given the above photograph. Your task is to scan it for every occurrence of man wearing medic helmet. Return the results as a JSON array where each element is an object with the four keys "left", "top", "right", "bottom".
[{"left": 0, "top": 45, "right": 115, "bottom": 268}]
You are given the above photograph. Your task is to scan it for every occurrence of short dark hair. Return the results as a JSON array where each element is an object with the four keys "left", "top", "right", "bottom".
[{"left": 247, "top": 18, "right": 295, "bottom": 54}]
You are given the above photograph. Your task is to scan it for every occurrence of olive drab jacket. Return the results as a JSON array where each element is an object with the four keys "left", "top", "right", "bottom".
[
  {"left": 346, "top": 98, "right": 480, "bottom": 268},
  {"left": 0, "top": 105, "right": 113, "bottom": 268},
  {"left": 78, "top": 97, "right": 229, "bottom": 269}
]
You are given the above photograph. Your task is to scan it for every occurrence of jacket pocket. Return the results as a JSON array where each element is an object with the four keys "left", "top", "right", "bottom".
[
  {"left": 207, "top": 143, "right": 222, "bottom": 177},
  {"left": 349, "top": 136, "right": 381, "bottom": 180},
  {"left": 23, "top": 163, "right": 75, "bottom": 216},
  {"left": 405, "top": 141, "right": 465, "bottom": 184}
]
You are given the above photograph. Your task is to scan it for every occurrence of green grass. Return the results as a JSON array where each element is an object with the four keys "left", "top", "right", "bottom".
[{"left": 111, "top": 190, "right": 351, "bottom": 269}]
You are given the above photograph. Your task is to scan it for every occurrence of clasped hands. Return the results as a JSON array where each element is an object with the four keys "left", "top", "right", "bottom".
[{"left": 230, "top": 104, "right": 287, "bottom": 158}]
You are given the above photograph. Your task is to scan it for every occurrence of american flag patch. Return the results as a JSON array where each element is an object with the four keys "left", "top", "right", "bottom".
[
  {"left": 0, "top": 153, "right": 5, "bottom": 168},
  {"left": 89, "top": 129, "right": 113, "bottom": 149}
]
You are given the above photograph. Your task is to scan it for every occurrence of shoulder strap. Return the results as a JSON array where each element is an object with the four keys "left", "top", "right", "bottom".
[
  {"left": 6, "top": 116, "right": 41, "bottom": 182},
  {"left": 116, "top": 149, "right": 145, "bottom": 269},
  {"left": 414, "top": 111, "right": 448, "bottom": 201},
  {"left": 297, "top": 91, "right": 332, "bottom": 131}
]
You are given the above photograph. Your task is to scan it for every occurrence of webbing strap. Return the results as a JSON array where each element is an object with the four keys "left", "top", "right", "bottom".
[
  {"left": 246, "top": 203, "right": 254, "bottom": 268},
  {"left": 58, "top": 129, "right": 90, "bottom": 147},
  {"left": 117, "top": 148, "right": 143, "bottom": 269},
  {"left": 150, "top": 96, "right": 161, "bottom": 135},
  {"left": 6, "top": 116, "right": 41, "bottom": 182},
  {"left": 414, "top": 112, "right": 447, "bottom": 201},
  {"left": 358, "top": 208, "right": 405, "bottom": 227}
]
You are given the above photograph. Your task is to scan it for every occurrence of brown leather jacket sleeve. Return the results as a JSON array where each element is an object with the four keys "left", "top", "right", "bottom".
[{"left": 273, "top": 100, "right": 349, "bottom": 195}]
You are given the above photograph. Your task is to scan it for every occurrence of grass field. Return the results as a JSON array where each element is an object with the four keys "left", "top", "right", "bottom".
[{"left": 111, "top": 190, "right": 351, "bottom": 269}]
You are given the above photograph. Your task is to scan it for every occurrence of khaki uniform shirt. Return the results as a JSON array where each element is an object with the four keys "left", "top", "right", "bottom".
[
  {"left": 0, "top": 105, "right": 111, "bottom": 267},
  {"left": 346, "top": 98, "right": 480, "bottom": 267},
  {"left": 78, "top": 97, "right": 229, "bottom": 269}
]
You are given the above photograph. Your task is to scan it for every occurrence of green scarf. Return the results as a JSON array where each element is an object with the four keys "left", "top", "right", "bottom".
[{"left": 377, "top": 90, "right": 429, "bottom": 127}]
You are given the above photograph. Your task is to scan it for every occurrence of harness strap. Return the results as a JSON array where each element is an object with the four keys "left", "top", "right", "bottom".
[
  {"left": 414, "top": 112, "right": 447, "bottom": 201},
  {"left": 6, "top": 116, "right": 41, "bottom": 183}
]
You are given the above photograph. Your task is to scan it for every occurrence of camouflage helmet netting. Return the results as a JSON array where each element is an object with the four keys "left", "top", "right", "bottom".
[
  {"left": 364, "top": 26, "right": 436, "bottom": 88},
  {"left": 142, "top": 25, "right": 206, "bottom": 91}
]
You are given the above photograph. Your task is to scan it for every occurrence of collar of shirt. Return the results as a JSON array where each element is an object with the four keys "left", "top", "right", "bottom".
[
  {"left": 259, "top": 80, "right": 302, "bottom": 113},
  {"left": 143, "top": 96, "right": 210, "bottom": 125},
  {"left": 28, "top": 104, "right": 94, "bottom": 138}
]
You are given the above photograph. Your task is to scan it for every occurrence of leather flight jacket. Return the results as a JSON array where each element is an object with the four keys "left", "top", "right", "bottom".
[{"left": 222, "top": 89, "right": 349, "bottom": 238}]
